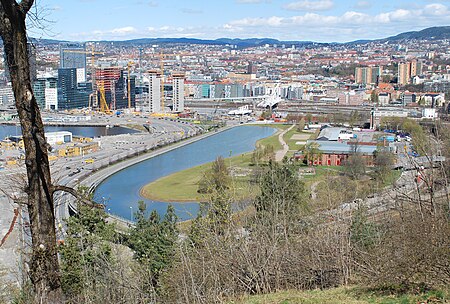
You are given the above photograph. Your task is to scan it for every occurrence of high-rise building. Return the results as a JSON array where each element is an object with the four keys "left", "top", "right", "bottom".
[
  {"left": 0, "top": 86, "right": 14, "bottom": 105},
  {"left": 148, "top": 70, "right": 161, "bottom": 113},
  {"left": 398, "top": 60, "right": 422, "bottom": 85},
  {"left": 33, "top": 77, "right": 57, "bottom": 110},
  {"left": 410, "top": 59, "right": 422, "bottom": 77},
  {"left": 59, "top": 43, "right": 86, "bottom": 82},
  {"left": 398, "top": 62, "right": 411, "bottom": 85},
  {"left": 355, "top": 66, "right": 381, "bottom": 85},
  {"left": 95, "top": 67, "right": 135, "bottom": 110},
  {"left": 172, "top": 73, "right": 185, "bottom": 112},
  {"left": 247, "top": 62, "right": 257, "bottom": 74},
  {"left": 58, "top": 68, "right": 90, "bottom": 109}
]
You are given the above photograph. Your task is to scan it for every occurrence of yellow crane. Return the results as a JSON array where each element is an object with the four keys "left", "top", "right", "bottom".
[{"left": 98, "top": 84, "right": 111, "bottom": 114}]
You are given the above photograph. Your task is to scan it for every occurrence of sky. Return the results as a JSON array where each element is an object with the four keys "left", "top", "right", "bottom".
[{"left": 30, "top": 0, "right": 450, "bottom": 43}]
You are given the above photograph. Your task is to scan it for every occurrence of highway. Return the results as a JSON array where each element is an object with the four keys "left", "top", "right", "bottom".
[{"left": 0, "top": 115, "right": 203, "bottom": 286}]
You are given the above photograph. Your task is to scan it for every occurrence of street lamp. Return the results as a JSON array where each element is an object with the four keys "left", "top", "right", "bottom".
[{"left": 129, "top": 206, "right": 133, "bottom": 221}]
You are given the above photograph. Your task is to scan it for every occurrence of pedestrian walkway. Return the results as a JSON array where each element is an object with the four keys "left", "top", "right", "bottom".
[{"left": 275, "top": 124, "right": 295, "bottom": 161}]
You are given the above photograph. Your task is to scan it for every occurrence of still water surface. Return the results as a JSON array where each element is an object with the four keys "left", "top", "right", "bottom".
[
  {"left": 94, "top": 126, "right": 276, "bottom": 221},
  {"left": 0, "top": 124, "right": 137, "bottom": 139}
]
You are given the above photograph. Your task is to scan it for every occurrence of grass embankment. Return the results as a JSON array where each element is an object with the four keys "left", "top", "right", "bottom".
[
  {"left": 254, "top": 123, "right": 291, "bottom": 151},
  {"left": 141, "top": 124, "right": 292, "bottom": 202},
  {"left": 140, "top": 153, "right": 258, "bottom": 202},
  {"left": 232, "top": 286, "right": 448, "bottom": 304}
]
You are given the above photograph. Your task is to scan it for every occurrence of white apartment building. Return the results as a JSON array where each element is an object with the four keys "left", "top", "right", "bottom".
[
  {"left": 172, "top": 73, "right": 185, "bottom": 112},
  {"left": 44, "top": 87, "right": 58, "bottom": 110},
  {"left": 148, "top": 71, "right": 161, "bottom": 113}
]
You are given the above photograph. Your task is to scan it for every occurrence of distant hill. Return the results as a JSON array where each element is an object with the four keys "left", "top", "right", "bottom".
[
  {"left": 21, "top": 26, "right": 450, "bottom": 47},
  {"left": 120, "top": 37, "right": 220, "bottom": 45},
  {"left": 108, "top": 37, "right": 318, "bottom": 48},
  {"left": 381, "top": 26, "right": 450, "bottom": 41}
]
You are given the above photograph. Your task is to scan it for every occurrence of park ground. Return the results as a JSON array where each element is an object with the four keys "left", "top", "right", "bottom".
[
  {"left": 230, "top": 285, "right": 448, "bottom": 304},
  {"left": 141, "top": 123, "right": 401, "bottom": 209},
  {"left": 140, "top": 123, "right": 318, "bottom": 202}
]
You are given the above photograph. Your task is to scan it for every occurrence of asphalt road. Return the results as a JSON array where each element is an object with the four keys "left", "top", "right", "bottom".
[{"left": 0, "top": 116, "right": 201, "bottom": 290}]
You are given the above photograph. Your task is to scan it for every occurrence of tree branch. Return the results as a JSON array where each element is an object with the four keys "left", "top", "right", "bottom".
[
  {"left": 19, "top": 0, "right": 33, "bottom": 14},
  {"left": 52, "top": 185, "right": 102, "bottom": 208}
]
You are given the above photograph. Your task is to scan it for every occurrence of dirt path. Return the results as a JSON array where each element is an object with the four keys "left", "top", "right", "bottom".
[
  {"left": 275, "top": 124, "right": 295, "bottom": 162},
  {"left": 310, "top": 181, "right": 321, "bottom": 200}
]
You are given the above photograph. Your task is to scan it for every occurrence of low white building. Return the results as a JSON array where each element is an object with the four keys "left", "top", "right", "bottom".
[
  {"left": 422, "top": 108, "right": 438, "bottom": 119},
  {"left": 370, "top": 108, "right": 409, "bottom": 129},
  {"left": 378, "top": 92, "right": 390, "bottom": 105},
  {"left": 45, "top": 131, "right": 72, "bottom": 146}
]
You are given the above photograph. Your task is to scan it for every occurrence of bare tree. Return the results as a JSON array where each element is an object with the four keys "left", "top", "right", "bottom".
[{"left": 0, "top": 1, "right": 63, "bottom": 302}]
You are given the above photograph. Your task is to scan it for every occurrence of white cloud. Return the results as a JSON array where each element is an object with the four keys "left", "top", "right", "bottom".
[
  {"left": 110, "top": 26, "right": 137, "bottom": 35},
  {"left": 229, "top": 16, "right": 284, "bottom": 27},
  {"left": 67, "top": 2, "right": 450, "bottom": 43},
  {"left": 223, "top": 3, "right": 450, "bottom": 42},
  {"left": 423, "top": 3, "right": 449, "bottom": 15},
  {"left": 80, "top": 26, "right": 139, "bottom": 40},
  {"left": 181, "top": 8, "right": 203, "bottom": 14},
  {"left": 354, "top": 1, "right": 371, "bottom": 9},
  {"left": 284, "top": 0, "right": 334, "bottom": 11},
  {"left": 144, "top": 26, "right": 207, "bottom": 38},
  {"left": 236, "top": 0, "right": 270, "bottom": 3},
  {"left": 135, "top": 0, "right": 158, "bottom": 6}
]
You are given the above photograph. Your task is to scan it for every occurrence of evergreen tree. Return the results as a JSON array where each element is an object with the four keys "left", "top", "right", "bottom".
[
  {"left": 198, "top": 156, "right": 231, "bottom": 194},
  {"left": 59, "top": 205, "right": 116, "bottom": 300},
  {"left": 254, "top": 161, "right": 307, "bottom": 235},
  {"left": 128, "top": 202, "right": 178, "bottom": 290}
]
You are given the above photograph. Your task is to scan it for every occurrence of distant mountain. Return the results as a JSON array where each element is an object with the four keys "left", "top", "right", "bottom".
[
  {"left": 23, "top": 26, "right": 450, "bottom": 47},
  {"left": 109, "top": 37, "right": 318, "bottom": 48},
  {"left": 382, "top": 26, "right": 450, "bottom": 41},
  {"left": 215, "top": 38, "right": 281, "bottom": 46},
  {"left": 119, "top": 37, "right": 221, "bottom": 45},
  {"left": 29, "top": 38, "right": 69, "bottom": 44}
]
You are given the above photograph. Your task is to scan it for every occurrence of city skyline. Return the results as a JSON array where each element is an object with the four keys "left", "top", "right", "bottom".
[{"left": 32, "top": 0, "right": 450, "bottom": 43}]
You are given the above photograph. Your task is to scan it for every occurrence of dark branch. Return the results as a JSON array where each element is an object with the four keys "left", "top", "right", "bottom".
[
  {"left": 19, "top": 0, "right": 33, "bottom": 14},
  {"left": 52, "top": 185, "right": 101, "bottom": 208}
]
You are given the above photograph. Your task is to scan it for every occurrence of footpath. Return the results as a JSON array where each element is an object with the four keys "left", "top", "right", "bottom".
[{"left": 275, "top": 124, "right": 295, "bottom": 161}]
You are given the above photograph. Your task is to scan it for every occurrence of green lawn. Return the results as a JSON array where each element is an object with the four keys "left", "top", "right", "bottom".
[
  {"left": 141, "top": 152, "right": 260, "bottom": 202},
  {"left": 140, "top": 163, "right": 207, "bottom": 202},
  {"left": 231, "top": 286, "right": 448, "bottom": 304},
  {"left": 251, "top": 123, "right": 292, "bottom": 151},
  {"left": 140, "top": 125, "right": 344, "bottom": 203},
  {"left": 140, "top": 125, "right": 289, "bottom": 202}
]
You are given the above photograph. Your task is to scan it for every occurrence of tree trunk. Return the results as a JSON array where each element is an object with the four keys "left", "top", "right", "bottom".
[{"left": 0, "top": 1, "right": 63, "bottom": 302}]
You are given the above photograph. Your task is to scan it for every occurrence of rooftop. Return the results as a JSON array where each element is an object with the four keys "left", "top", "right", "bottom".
[{"left": 307, "top": 140, "right": 378, "bottom": 155}]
